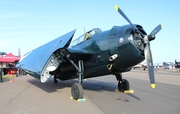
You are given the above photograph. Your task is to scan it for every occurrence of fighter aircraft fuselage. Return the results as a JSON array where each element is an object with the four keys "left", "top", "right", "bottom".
[{"left": 55, "top": 25, "right": 145, "bottom": 80}]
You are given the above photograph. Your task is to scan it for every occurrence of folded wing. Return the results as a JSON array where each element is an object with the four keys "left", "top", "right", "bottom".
[{"left": 16, "top": 29, "right": 76, "bottom": 82}]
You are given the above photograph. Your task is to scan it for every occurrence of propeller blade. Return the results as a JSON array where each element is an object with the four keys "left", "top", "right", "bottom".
[
  {"left": 114, "top": 5, "right": 161, "bottom": 89},
  {"left": 149, "top": 24, "right": 163, "bottom": 36},
  {"left": 114, "top": 5, "right": 144, "bottom": 36},
  {"left": 144, "top": 43, "right": 155, "bottom": 88},
  {"left": 147, "top": 24, "right": 162, "bottom": 42}
]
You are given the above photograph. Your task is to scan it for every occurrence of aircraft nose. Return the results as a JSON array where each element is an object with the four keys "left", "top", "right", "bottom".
[{"left": 133, "top": 35, "right": 144, "bottom": 53}]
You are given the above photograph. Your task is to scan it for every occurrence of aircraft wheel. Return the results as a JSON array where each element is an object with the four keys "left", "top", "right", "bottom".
[
  {"left": 71, "top": 83, "right": 84, "bottom": 100},
  {"left": 118, "top": 79, "right": 129, "bottom": 92}
]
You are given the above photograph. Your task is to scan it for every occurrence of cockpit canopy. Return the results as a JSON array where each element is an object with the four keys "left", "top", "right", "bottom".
[{"left": 70, "top": 28, "right": 102, "bottom": 47}]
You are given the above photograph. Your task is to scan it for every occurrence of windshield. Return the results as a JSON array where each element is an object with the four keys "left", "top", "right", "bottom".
[{"left": 70, "top": 28, "right": 102, "bottom": 47}]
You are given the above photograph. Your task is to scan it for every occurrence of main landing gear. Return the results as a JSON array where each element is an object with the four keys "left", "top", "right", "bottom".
[
  {"left": 67, "top": 59, "right": 84, "bottom": 100},
  {"left": 115, "top": 73, "right": 130, "bottom": 92},
  {"left": 54, "top": 59, "right": 84, "bottom": 100},
  {"left": 53, "top": 49, "right": 84, "bottom": 100}
]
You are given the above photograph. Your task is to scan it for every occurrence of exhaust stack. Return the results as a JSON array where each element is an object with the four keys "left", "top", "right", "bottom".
[{"left": 109, "top": 54, "right": 118, "bottom": 61}]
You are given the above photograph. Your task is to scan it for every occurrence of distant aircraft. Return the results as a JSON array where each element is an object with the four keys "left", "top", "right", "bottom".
[
  {"left": 133, "top": 64, "right": 142, "bottom": 70},
  {"left": 142, "top": 62, "right": 166, "bottom": 71},
  {"left": 141, "top": 62, "right": 147, "bottom": 70},
  {"left": 175, "top": 60, "right": 180, "bottom": 72},
  {"left": 163, "top": 62, "right": 173, "bottom": 70},
  {"left": 16, "top": 5, "right": 162, "bottom": 100}
]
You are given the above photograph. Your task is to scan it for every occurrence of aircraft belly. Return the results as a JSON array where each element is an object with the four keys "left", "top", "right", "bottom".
[
  {"left": 84, "top": 65, "right": 110, "bottom": 78},
  {"left": 56, "top": 64, "right": 110, "bottom": 81}
]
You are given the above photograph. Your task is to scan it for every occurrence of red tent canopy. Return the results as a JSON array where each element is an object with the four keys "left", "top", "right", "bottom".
[{"left": 0, "top": 53, "right": 20, "bottom": 63}]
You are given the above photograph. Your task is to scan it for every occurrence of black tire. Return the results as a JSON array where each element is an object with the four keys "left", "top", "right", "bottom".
[
  {"left": 118, "top": 79, "right": 130, "bottom": 92},
  {"left": 71, "top": 83, "right": 84, "bottom": 100}
]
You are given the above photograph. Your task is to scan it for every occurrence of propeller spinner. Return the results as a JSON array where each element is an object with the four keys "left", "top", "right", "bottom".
[{"left": 115, "top": 5, "right": 162, "bottom": 88}]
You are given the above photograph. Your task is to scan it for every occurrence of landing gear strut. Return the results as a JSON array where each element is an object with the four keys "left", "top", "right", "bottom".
[
  {"left": 54, "top": 75, "right": 58, "bottom": 84},
  {"left": 115, "top": 73, "right": 130, "bottom": 92},
  {"left": 67, "top": 59, "right": 84, "bottom": 100}
]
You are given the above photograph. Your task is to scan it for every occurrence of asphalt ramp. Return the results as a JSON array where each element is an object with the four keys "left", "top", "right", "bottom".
[{"left": 0, "top": 75, "right": 104, "bottom": 114}]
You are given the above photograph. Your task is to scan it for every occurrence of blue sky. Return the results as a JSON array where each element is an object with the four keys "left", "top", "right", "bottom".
[{"left": 0, "top": 0, "right": 180, "bottom": 63}]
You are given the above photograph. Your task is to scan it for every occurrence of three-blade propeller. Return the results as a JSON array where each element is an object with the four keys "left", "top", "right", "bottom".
[{"left": 115, "top": 5, "right": 162, "bottom": 88}]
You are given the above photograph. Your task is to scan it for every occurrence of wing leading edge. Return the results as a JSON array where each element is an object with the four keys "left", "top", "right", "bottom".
[{"left": 16, "top": 29, "right": 76, "bottom": 82}]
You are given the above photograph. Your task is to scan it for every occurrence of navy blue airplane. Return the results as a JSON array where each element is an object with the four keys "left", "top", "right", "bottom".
[{"left": 16, "top": 5, "right": 162, "bottom": 100}]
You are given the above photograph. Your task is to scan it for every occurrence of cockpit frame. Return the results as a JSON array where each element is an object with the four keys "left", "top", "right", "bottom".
[{"left": 70, "top": 28, "right": 102, "bottom": 47}]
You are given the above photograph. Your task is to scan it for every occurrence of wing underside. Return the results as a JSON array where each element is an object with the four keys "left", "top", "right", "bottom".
[{"left": 16, "top": 29, "right": 76, "bottom": 82}]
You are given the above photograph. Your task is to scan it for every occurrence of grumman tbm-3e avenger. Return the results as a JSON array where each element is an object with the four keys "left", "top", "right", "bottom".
[{"left": 17, "top": 5, "right": 162, "bottom": 100}]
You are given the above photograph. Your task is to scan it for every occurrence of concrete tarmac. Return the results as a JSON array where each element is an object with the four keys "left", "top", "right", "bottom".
[
  {"left": 0, "top": 76, "right": 104, "bottom": 114},
  {"left": 84, "top": 70, "right": 180, "bottom": 114},
  {"left": 0, "top": 70, "right": 180, "bottom": 114}
]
